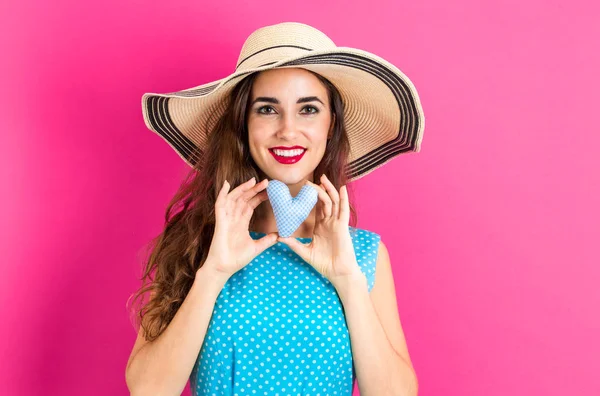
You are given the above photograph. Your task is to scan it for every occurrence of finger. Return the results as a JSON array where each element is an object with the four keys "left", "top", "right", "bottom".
[
  {"left": 238, "top": 180, "right": 268, "bottom": 225},
  {"left": 320, "top": 174, "right": 340, "bottom": 219},
  {"left": 305, "top": 180, "right": 331, "bottom": 219},
  {"left": 315, "top": 195, "right": 326, "bottom": 221},
  {"left": 246, "top": 190, "right": 269, "bottom": 210},
  {"left": 319, "top": 183, "right": 332, "bottom": 218},
  {"left": 318, "top": 185, "right": 328, "bottom": 220},
  {"left": 226, "top": 177, "right": 256, "bottom": 215},
  {"left": 215, "top": 180, "right": 230, "bottom": 216},
  {"left": 239, "top": 178, "right": 269, "bottom": 203},
  {"left": 233, "top": 191, "right": 246, "bottom": 220},
  {"left": 339, "top": 185, "right": 350, "bottom": 223},
  {"left": 253, "top": 232, "right": 279, "bottom": 255},
  {"left": 278, "top": 236, "right": 311, "bottom": 263},
  {"left": 228, "top": 177, "right": 257, "bottom": 201},
  {"left": 241, "top": 191, "right": 268, "bottom": 225}
]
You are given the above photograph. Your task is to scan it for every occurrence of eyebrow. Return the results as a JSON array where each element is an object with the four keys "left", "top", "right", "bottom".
[{"left": 251, "top": 96, "right": 325, "bottom": 106}]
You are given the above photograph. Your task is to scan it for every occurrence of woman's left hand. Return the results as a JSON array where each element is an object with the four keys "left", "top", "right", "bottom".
[{"left": 278, "top": 174, "right": 365, "bottom": 287}]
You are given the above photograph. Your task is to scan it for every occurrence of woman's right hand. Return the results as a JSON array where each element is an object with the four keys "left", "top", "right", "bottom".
[{"left": 203, "top": 177, "right": 278, "bottom": 278}]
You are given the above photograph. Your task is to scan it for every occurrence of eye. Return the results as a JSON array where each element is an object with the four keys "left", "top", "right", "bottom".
[
  {"left": 302, "top": 105, "right": 319, "bottom": 114},
  {"left": 257, "top": 105, "right": 276, "bottom": 114}
]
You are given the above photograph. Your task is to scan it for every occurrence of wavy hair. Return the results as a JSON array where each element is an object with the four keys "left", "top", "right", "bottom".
[{"left": 128, "top": 69, "right": 358, "bottom": 342}]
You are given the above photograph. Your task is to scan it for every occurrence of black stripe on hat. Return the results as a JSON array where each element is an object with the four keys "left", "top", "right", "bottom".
[
  {"left": 165, "top": 81, "right": 221, "bottom": 97},
  {"left": 146, "top": 96, "right": 199, "bottom": 165},
  {"left": 236, "top": 45, "right": 313, "bottom": 70}
]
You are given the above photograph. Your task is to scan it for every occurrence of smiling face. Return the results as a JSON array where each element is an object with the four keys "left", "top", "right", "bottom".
[{"left": 247, "top": 68, "right": 334, "bottom": 186}]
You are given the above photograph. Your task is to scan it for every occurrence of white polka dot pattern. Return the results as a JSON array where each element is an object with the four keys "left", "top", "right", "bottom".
[{"left": 189, "top": 226, "right": 381, "bottom": 395}]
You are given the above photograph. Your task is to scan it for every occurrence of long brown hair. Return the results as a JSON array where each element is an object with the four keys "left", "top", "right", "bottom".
[{"left": 128, "top": 69, "right": 359, "bottom": 342}]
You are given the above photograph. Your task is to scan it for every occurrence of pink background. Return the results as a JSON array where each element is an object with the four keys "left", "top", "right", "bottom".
[{"left": 2, "top": 0, "right": 598, "bottom": 395}]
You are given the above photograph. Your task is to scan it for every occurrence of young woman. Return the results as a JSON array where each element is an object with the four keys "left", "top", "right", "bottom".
[{"left": 126, "top": 22, "right": 425, "bottom": 395}]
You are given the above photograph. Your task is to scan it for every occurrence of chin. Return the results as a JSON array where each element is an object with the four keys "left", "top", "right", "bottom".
[
  {"left": 267, "top": 170, "right": 311, "bottom": 186},
  {"left": 256, "top": 155, "right": 317, "bottom": 185}
]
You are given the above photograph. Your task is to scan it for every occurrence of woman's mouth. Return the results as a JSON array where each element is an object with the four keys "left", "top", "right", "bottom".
[{"left": 269, "top": 147, "right": 307, "bottom": 164}]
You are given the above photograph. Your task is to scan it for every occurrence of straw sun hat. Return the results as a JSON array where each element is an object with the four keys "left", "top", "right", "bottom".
[{"left": 141, "top": 22, "right": 425, "bottom": 182}]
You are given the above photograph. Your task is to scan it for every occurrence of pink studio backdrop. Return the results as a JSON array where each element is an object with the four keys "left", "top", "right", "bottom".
[{"left": 1, "top": 0, "right": 598, "bottom": 395}]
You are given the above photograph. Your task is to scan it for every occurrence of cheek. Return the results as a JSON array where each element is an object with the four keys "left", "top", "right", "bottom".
[
  {"left": 316, "top": 116, "right": 332, "bottom": 140},
  {"left": 247, "top": 117, "right": 271, "bottom": 138},
  {"left": 309, "top": 124, "right": 331, "bottom": 148},
  {"left": 247, "top": 129, "right": 268, "bottom": 159}
]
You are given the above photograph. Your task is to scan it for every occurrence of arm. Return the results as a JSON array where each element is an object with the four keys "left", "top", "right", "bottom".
[
  {"left": 125, "top": 264, "right": 229, "bottom": 396},
  {"left": 333, "top": 240, "right": 418, "bottom": 396}
]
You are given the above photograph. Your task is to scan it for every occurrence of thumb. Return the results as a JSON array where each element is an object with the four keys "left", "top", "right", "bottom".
[
  {"left": 255, "top": 232, "right": 279, "bottom": 254},
  {"left": 278, "top": 236, "right": 311, "bottom": 263}
]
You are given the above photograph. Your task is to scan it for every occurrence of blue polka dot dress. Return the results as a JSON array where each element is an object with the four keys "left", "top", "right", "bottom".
[{"left": 190, "top": 226, "right": 381, "bottom": 395}]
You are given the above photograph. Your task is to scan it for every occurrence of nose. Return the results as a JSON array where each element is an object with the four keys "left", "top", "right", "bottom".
[{"left": 276, "top": 112, "right": 299, "bottom": 140}]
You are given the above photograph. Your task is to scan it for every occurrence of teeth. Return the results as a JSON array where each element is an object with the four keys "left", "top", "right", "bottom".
[{"left": 272, "top": 149, "right": 305, "bottom": 157}]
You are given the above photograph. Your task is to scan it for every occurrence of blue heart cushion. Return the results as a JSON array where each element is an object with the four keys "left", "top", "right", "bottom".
[{"left": 266, "top": 180, "right": 318, "bottom": 238}]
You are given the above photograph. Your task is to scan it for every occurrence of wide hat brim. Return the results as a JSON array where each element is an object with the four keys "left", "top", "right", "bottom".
[{"left": 141, "top": 46, "right": 425, "bottom": 182}]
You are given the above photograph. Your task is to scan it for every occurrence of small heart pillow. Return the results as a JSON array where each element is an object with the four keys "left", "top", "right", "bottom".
[{"left": 266, "top": 180, "right": 318, "bottom": 238}]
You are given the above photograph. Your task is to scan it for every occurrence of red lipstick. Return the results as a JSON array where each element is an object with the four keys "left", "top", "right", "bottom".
[{"left": 269, "top": 146, "right": 307, "bottom": 165}]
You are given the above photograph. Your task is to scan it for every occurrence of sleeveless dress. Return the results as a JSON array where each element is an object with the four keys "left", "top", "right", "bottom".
[{"left": 190, "top": 226, "right": 381, "bottom": 396}]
